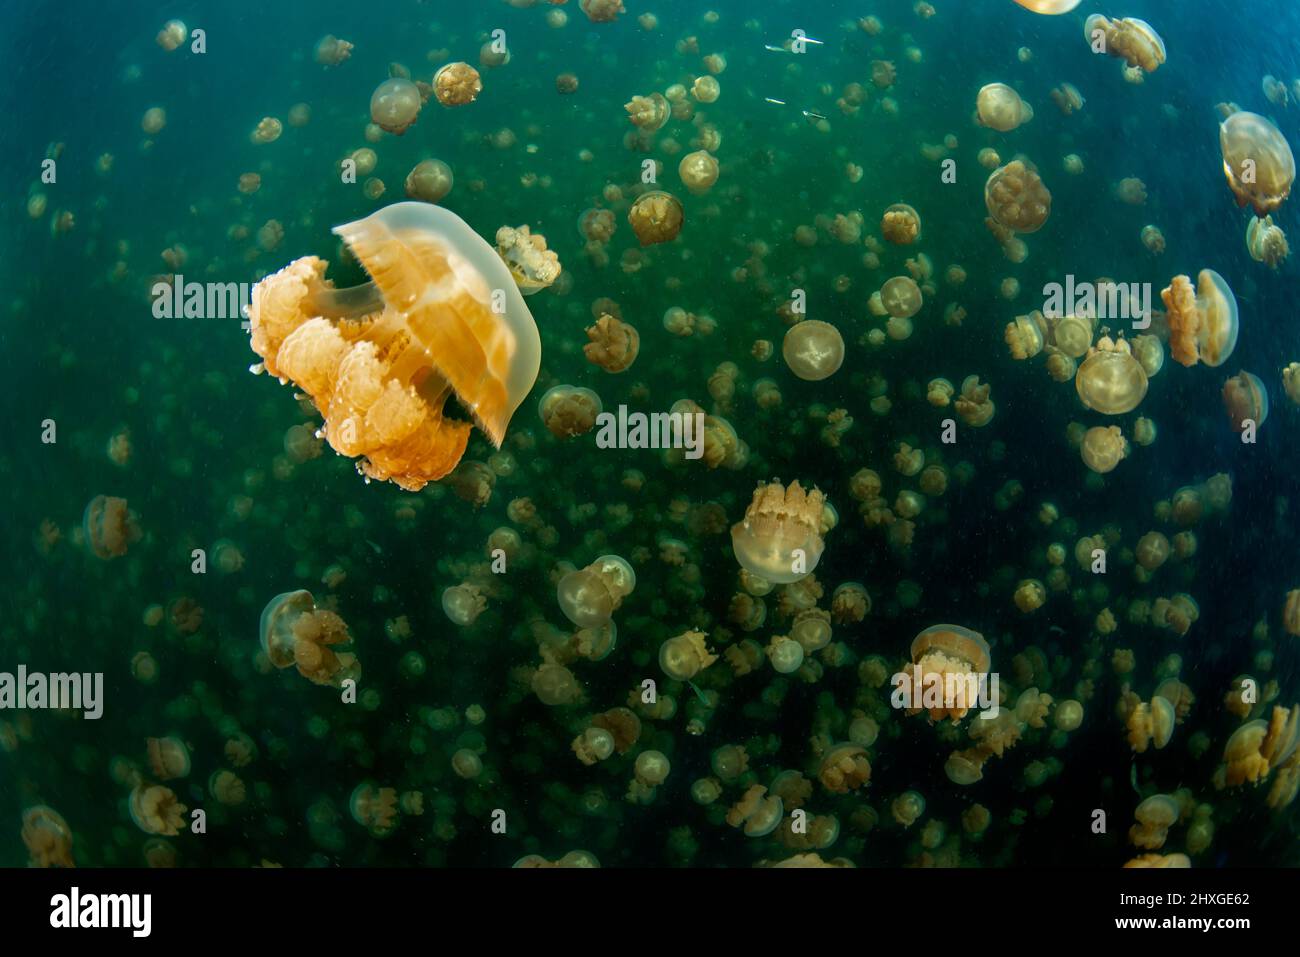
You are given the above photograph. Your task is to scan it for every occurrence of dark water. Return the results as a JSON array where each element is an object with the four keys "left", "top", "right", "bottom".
[{"left": 2, "top": 0, "right": 1299, "bottom": 867}]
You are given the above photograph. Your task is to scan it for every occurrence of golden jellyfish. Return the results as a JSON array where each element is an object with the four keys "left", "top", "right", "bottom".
[
  {"left": 1005, "top": 311, "right": 1046, "bottom": 359},
  {"left": 659, "top": 630, "right": 717, "bottom": 681},
  {"left": 495, "top": 225, "right": 561, "bottom": 294},
  {"left": 1013, "top": 579, "right": 1047, "bottom": 613},
  {"left": 370, "top": 78, "right": 422, "bottom": 135},
  {"left": 1063, "top": 153, "right": 1084, "bottom": 175},
  {"left": 1076, "top": 339, "right": 1148, "bottom": 414},
  {"left": 146, "top": 736, "right": 191, "bottom": 780},
  {"left": 818, "top": 744, "right": 871, "bottom": 794},
  {"left": 975, "top": 83, "right": 1034, "bottom": 132},
  {"left": 1013, "top": 0, "right": 1082, "bottom": 11},
  {"left": 1129, "top": 794, "right": 1179, "bottom": 850},
  {"left": 977, "top": 148, "right": 1001, "bottom": 170},
  {"left": 129, "top": 785, "right": 187, "bottom": 837},
  {"left": 904, "top": 624, "right": 991, "bottom": 722},
  {"left": 156, "top": 19, "right": 187, "bottom": 51},
  {"left": 141, "top": 107, "right": 166, "bottom": 134},
  {"left": 1219, "top": 112, "right": 1295, "bottom": 216},
  {"left": 539, "top": 385, "right": 601, "bottom": 437},
  {"left": 405, "top": 159, "right": 453, "bottom": 204},
  {"left": 1049, "top": 83, "right": 1085, "bottom": 116},
  {"left": 880, "top": 276, "right": 923, "bottom": 319},
  {"left": 250, "top": 117, "right": 282, "bottom": 144},
  {"left": 259, "top": 589, "right": 359, "bottom": 687},
  {"left": 1263, "top": 74, "right": 1290, "bottom": 108},
  {"left": 238, "top": 172, "right": 261, "bottom": 195},
  {"left": 678, "top": 150, "right": 720, "bottom": 195},
  {"left": 726, "top": 786, "right": 784, "bottom": 837},
  {"left": 1084, "top": 16, "right": 1166, "bottom": 73},
  {"left": 782, "top": 321, "right": 845, "bottom": 381},
  {"left": 624, "top": 93, "right": 669, "bottom": 131},
  {"left": 1285, "top": 363, "right": 1300, "bottom": 405},
  {"left": 1080, "top": 426, "right": 1129, "bottom": 474},
  {"left": 557, "top": 555, "right": 635, "bottom": 628},
  {"left": 433, "top": 62, "right": 482, "bottom": 106},
  {"left": 1124, "top": 853, "right": 1190, "bottom": 868},
  {"left": 246, "top": 202, "right": 541, "bottom": 490},
  {"left": 986, "top": 160, "right": 1051, "bottom": 233},
  {"left": 442, "top": 583, "right": 486, "bottom": 626},
  {"left": 881, "top": 203, "right": 921, "bottom": 245},
  {"left": 1136, "top": 531, "right": 1170, "bottom": 571},
  {"left": 1222, "top": 371, "right": 1269, "bottom": 432},
  {"left": 691, "top": 76, "right": 720, "bottom": 103},
  {"left": 1160, "top": 269, "right": 1239, "bottom": 368},
  {"left": 584, "top": 314, "right": 639, "bottom": 372},
  {"left": 581, "top": 0, "right": 625, "bottom": 22},
  {"left": 1246, "top": 216, "right": 1290, "bottom": 268},
  {"left": 1141, "top": 224, "right": 1165, "bottom": 254},
  {"left": 1050, "top": 315, "right": 1092, "bottom": 358},
  {"left": 287, "top": 103, "right": 311, "bottom": 127},
  {"left": 927, "top": 378, "right": 954, "bottom": 407},
  {"left": 315, "top": 35, "right": 353, "bottom": 66},
  {"left": 731, "top": 480, "right": 826, "bottom": 585},
  {"left": 556, "top": 73, "right": 579, "bottom": 94},
  {"left": 628, "top": 191, "right": 684, "bottom": 245},
  {"left": 22, "top": 806, "right": 74, "bottom": 868},
  {"left": 83, "top": 495, "right": 141, "bottom": 559},
  {"left": 955, "top": 375, "right": 995, "bottom": 427}
]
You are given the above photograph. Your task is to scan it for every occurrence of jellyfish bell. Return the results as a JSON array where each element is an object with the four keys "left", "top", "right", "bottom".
[
  {"left": 246, "top": 202, "right": 542, "bottom": 491},
  {"left": 782, "top": 321, "right": 845, "bottom": 381},
  {"left": 405, "top": 160, "right": 454, "bottom": 204},
  {"left": 881, "top": 203, "right": 921, "bottom": 245},
  {"left": 1160, "top": 269, "right": 1239, "bottom": 368},
  {"left": 985, "top": 160, "right": 1051, "bottom": 233},
  {"left": 259, "top": 589, "right": 315, "bottom": 667},
  {"left": 83, "top": 495, "right": 141, "bottom": 559},
  {"left": 731, "top": 480, "right": 826, "bottom": 585},
  {"left": 1012, "top": 0, "right": 1081, "bottom": 11},
  {"left": 433, "top": 62, "right": 482, "bottom": 107},
  {"left": 370, "top": 78, "right": 422, "bottom": 135},
  {"left": 557, "top": 555, "right": 635, "bottom": 628},
  {"left": 1222, "top": 371, "right": 1269, "bottom": 432},
  {"left": 911, "top": 624, "right": 991, "bottom": 674},
  {"left": 975, "top": 83, "right": 1033, "bottom": 132},
  {"left": 628, "top": 191, "right": 684, "bottom": 245},
  {"left": 881, "top": 276, "right": 923, "bottom": 318},
  {"left": 1220, "top": 111, "right": 1295, "bottom": 217},
  {"left": 1076, "top": 347, "right": 1148, "bottom": 414}
]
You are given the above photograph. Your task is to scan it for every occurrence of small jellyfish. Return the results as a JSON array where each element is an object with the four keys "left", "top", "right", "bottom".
[
  {"left": 678, "top": 150, "right": 720, "bottom": 195},
  {"left": 1141, "top": 225, "right": 1165, "bottom": 254},
  {"left": 1284, "top": 363, "right": 1300, "bottom": 406},
  {"left": 556, "top": 555, "right": 636, "bottom": 628},
  {"left": 495, "top": 225, "right": 561, "bottom": 294},
  {"left": 628, "top": 191, "right": 684, "bottom": 245},
  {"left": 1084, "top": 16, "right": 1166, "bottom": 74},
  {"left": 975, "top": 83, "right": 1034, "bottom": 132},
  {"left": 881, "top": 276, "right": 923, "bottom": 319},
  {"left": 539, "top": 385, "right": 602, "bottom": 437},
  {"left": 782, "top": 321, "right": 845, "bottom": 381},
  {"left": 1080, "top": 425, "right": 1129, "bottom": 474},
  {"left": 1220, "top": 111, "right": 1295, "bottom": 217},
  {"left": 1049, "top": 83, "right": 1085, "bottom": 116},
  {"left": 250, "top": 117, "right": 282, "bottom": 144},
  {"left": 1222, "top": 371, "right": 1269, "bottom": 432},
  {"left": 881, "top": 203, "right": 921, "bottom": 245},
  {"left": 692, "top": 76, "right": 720, "bottom": 103},
  {"left": 442, "top": 583, "right": 487, "bottom": 626},
  {"left": 955, "top": 375, "right": 995, "bottom": 427},
  {"left": 259, "top": 589, "right": 359, "bottom": 687},
  {"left": 1076, "top": 340, "right": 1148, "bottom": 414},
  {"left": 314, "top": 35, "right": 353, "bottom": 66},
  {"left": 584, "top": 314, "right": 640, "bottom": 372},
  {"left": 725, "top": 785, "right": 784, "bottom": 837},
  {"left": 904, "top": 624, "right": 991, "bottom": 722},
  {"left": 986, "top": 160, "right": 1051, "bottom": 233},
  {"left": 660, "top": 630, "right": 717, "bottom": 681},
  {"left": 246, "top": 203, "right": 542, "bottom": 490},
  {"left": 129, "top": 785, "right": 187, "bottom": 837},
  {"left": 155, "top": 20, "right": 187, "bottom": 51},
  {"left": 581, "top": 0, "right": 626, "bottom": 23},
  {"left": 1246, "top": 216, "right": 1290, "bottom": 269},
  {"left": 818, "top": 744, "right": 871, "bottom": 794},
  {"left": 624, "top": 93, "right": 670, "bottom": 131},
  {"left": 1005, "top": 311, "right": 1046, "bottom": 359},
  {"left": 1013, "top": 0, "right": 1082, "bottom": 11},
  {"left": 370, "top": 78, "right": 422, "bottom": 135},
  {"left": 433, "top": 62, "right": 482, "bottom": 106},
  {"left": 83, "top": 495, "right": 141, "bottom": 559},
  {"left": 22, "top": 806, "right": 74, "bottom": 868},
  {"left": 1129, "top": 794, "right": 1179, "bottom": 850},
  {"left": 405, "top": 159, "right": 454, "bottom": 204},
  {"left": 146, "top": 736, "right": 191, "bottom": 780},
  {"left": 141, "top": 107, "right": 166, "bottom": 134},
  {"left": 731, "top": 480, "right": 826, "bottom": 585},
  {"left": 1160, "top": 269, "right": 1239, "bottom": 368}
]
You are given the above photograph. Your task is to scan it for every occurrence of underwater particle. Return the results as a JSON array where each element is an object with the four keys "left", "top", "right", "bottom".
[
  {"left": 731, "top": 480, "right": 826, "bottom": 585},
  {"left": 129, "top": 784, "right": 187, "bottom": 836},
  {"left": 1160, "top": 269, "right": 1239, "bottom": 368},
  {"left": 433, "top": 62, "right": 482, "bottom": 106},
  {"left": 1246, "top": 216, "right": 1289, "bottom": 269},
  {"left": 1219, "top": 111, "right": 1295, "bottom": 216},
  {"left": 155, "top": 19, "right": 187, "bottom": 50},
  {"left": 246, "top": 202, "right": 541, "bottom": 490},
  {"left": 903, "top": 624, "right": 992, "bottom": 722},
  {"left": 985, "top": 160, "right": 1051, "bottom": 233},
  {"left": 881, "top": 203, "right": 921, "bottom": 244},
  {"left": 976, "top": 83, "right": 1033, "bottom": 132},
  {"left": 583, "top": 314, "right": 640, "bottom": 373},
  {"left": 556, "top": 555, "right": 636, "bottom": 629},
  {"left": 22, "top": 806, "right": 74, "bottom": 868},
  {"left": 495, "top": 225, "right": 561, "bottom": 294},
  {"left": 259, "top": 589, "right": 360, "bottom": 688},
  {"left": 678, "top": 150, "right": 720, "bottom": 195},
  {"left": 539, "top": 385, "right": 602, "bottom": 437},
  {"left": 250, "top": 117, "right": 282, "bottom": 144},
  {"left": 1084, "top": 15, "right": 1166, "bottom": 73},
  {"left": 404, "top": 159, "right": 453, "bottom": 204},
  {"left": 1080, "top": 425, "right": 1129, "bottom": 474},
  {"left": 370, "top": 78, "right": 422, "bottom": 135},
  {"left": 1222, "top": 371, "right": 1268, "bottom": 433},
  {"left": 1075, "top": 338, "right": 1148, "bottom": 414},
  {"left": 315, "top": 35, "right": 353, "bottom": 66},
  {"left": 628, "top": 191, "right": 683, "bottom": 245},
  {"left": 141, "top": 107, "right": 166, "bottom": 134},
  {"left": 782, "top": 321, "right": 844, "bottom": 381},
  {"left": 83, "top": 495, "right": 141, "bottom": 559}
]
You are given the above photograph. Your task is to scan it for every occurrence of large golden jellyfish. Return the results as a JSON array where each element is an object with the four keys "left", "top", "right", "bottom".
[
  {"left": 985, "top": 161, "right": 1051, "bottom": 233},
  {"left": 1222, "top": 371, "right": 1269, "bottom": 432},
  {"left": 731, "top": 480, "right": 826, "bottom": 585},
  {"left": 1219, "top": 112, "right": 1295, "bottom": 217},
  {"left": 246, "top": 202, "right": 541, "bottom": 490},
  {"left": 260, "top": 589, "right": 359, "bottom": 687},
  {"left": 370, "top": 78, "right": 422, "bottom": 135},
  {"left": 1012, "top": 0, "right": 1081, "bottom": 12},
  {"left": 1084, "top": 16, "right": 1166, "bottom": 74},
  {"left": 1076, "top": 336, "right": 1148, "bottom": 414},
  {"left": 903, "top": 624, "right": 991, "bottom": 722},
  {"left": 975, "top": 83, "right": 1033, "bottom": 132},
  {"left": 1246, "top": 216, "right": 1289, "bottom": 268},
  {"left": 1159, "top": 269, "right": 1239, "bottom": 368},
  {"left": 782, "top": 321, "right": 845, "bottom": 381}
]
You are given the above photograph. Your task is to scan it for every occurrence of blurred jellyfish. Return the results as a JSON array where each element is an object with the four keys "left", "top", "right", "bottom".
[
  {"left": 155, "top": 20, "right": 187, "bottom": 51},
  {"left": 1160, "top": 269, "right": 1239, "bottom": 368},
  {"left": 1049, "top": 83, "right": 1085, "bottom": 116},
  {"left": 442, "top": 583, "right": 487, "bottom": 626},
  {"left": 1222, "top": 371, "right": 1269, "bottom": 432},
  {"left": 141, "top": 107, "right": 166, "bottom": 134},
  {"left": 370, "top": 78, "right": 422, "bottom": 135},
  {"left": 1220, "top": 112, "right": 1295, "bottom": 216},
  {"left": 976, "top": 83, "right": 1033, "bottom": 132},
  {"left": 315, "top": 35, "right": 353, "bottom": 66},
  {"left": 405, "top": 159, "right": 454, "bottom": 203},
  {"left": 1084, "top": 16, "right": 1166, "bottom": 73},
  {"left": 1140, "top": 225, "right": 1165, "bottom": 254},
  {"left": 986, "top": 161, "right": 1051, "bottom": 233},
  {"left": 1013, "top": 0, "right": 1081, "bottom": 11},
  {"left": 581, "top": 0, "right": 626, "bottom": 23},
  {"left": 246, "top": 203, "right": 541, "bottom": 490},
  {"left": 146, "top": 736, "right": 191, "bottom": 780},
  {"left": 1284, "top": 363, "right": 1300, "bottom": 406},
  {"left": 1246, "top": 216, "right": 1289, "bottom": 268},
  {"left": 83, "top": 495, "right": 141, "bottom": 559},
  {"left": 22, "top": 806, "right": 74, "bottom": 867},
  {"left": 782, "top": 321, "right": 845, "bottom": 381}
]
